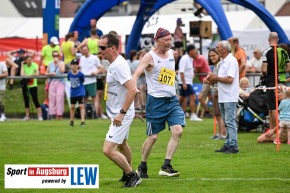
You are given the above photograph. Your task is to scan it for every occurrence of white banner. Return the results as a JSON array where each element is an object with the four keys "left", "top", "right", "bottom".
[
  {"left": 233, "top": 29, "right": 290, "bottom": 60},
  {"left": 5, "top": 164, "right": 99, "bottom": 189}
]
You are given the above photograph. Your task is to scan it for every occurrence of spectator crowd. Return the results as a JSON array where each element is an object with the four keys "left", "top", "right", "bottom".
[
  {"left": 0, "top": 19, "right": 289, "bottom": 144},
  {"left": 1, "top": 16, "right": 290, "bottom": 188}
]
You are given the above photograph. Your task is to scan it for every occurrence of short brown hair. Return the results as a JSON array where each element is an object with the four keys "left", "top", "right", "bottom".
[{"left": 102, "top": 33, "right": 119, "bottom": 49}]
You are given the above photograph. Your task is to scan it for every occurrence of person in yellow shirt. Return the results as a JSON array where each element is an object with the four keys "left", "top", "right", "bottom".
[
  {"left": 40, "top": 36, "right": 60, "bottom": 104},
  {"left": 40, "top": 36, "right": 60, "bottom": 69},
  {"left": 78, "top": 28, "right": 99, "bottom": 55},
  {"left": 61, "top": 32, "right": 76, "bottom": 72}
]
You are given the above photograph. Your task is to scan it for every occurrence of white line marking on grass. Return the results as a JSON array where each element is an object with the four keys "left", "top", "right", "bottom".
[
  {"left": 1, "top": 178, "right": 289, "bottom": 182},
  {"left": 101, "top": 178, "right": 290, "bottom": 181}
]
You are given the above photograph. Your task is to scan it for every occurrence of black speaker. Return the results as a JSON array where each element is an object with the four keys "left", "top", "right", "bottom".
[
  {"left": 190, "top": 21, "right": 201, "bottom": 36},
  {"left": 189, "top": 21, "right": 212, "bottom": 38}
]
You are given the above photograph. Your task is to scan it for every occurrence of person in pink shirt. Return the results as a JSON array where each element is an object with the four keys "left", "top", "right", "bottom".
[
  {"left": 192, "top": 48, "right": 212, "bottom": 117},
  {"left": 193, "top": 49, "right": 211, "bottom": 82}
]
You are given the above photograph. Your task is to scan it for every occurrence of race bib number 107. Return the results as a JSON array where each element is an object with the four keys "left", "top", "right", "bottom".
[{"left": 158, "top": 67, "right": 176, "bottom": 86}]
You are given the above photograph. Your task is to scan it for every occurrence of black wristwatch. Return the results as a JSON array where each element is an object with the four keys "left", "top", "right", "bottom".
[{"left": 120, "top": 109, "right": 126, "bottom": 114}]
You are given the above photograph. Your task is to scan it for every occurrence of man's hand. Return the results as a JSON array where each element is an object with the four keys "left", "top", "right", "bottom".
[
  {"left": 207, "top": 73, "right": 217, "bottom": 84},
  {"left": 113, "top": 113, "right": 125, "bottom": 127},
  {"left": 182, "top": 83, "right": 187, "bottom": 90}
]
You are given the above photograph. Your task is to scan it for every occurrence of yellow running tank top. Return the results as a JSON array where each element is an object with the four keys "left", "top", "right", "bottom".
[{"left": 87, "top": 38, "right": 99, "bottom": 55}]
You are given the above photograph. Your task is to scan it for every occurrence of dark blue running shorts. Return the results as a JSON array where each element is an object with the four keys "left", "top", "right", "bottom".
[
  {"left": 179, "top": 84, "right": 195, "bottom": 97},
  {"left": 146, "top": 94, "right": 185, "bottom": 135}
]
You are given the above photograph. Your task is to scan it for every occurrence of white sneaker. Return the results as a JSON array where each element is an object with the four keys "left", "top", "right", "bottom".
[
  {"left": 0, "top": 116, "right": 6, "bottom": 121},
  {"left": 23, "top": 117, "right": 30, "bottom": 121},
  {"left": 190, "top": 114, "right": 203, "bottom": 121},
  {"left": 101, "top": 114, "right": 108, "bottom": 119},
  {"left": 185, "top": 112, "right": 190, "bottom": 118},
  {"left": 38, "top": 116, "right": 43, "bottom": 121}
]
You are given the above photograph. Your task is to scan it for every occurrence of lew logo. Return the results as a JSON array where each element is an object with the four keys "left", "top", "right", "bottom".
[
  {"left": 71, "top": 167, "right": 98, "bottom": 185},
  {"left": 5, "top": 164, "right": 99, "bottom": 189}
]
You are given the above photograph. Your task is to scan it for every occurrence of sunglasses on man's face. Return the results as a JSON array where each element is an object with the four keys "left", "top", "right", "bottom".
[
  {"left": 71, "top": 63, "right": 78, "bottom": 65},
  {"left": 99, "top": 45, "right": 112, "bottom": 50},
  {"left": 53, "top": 55, "right": 59, "bottom": 58}
]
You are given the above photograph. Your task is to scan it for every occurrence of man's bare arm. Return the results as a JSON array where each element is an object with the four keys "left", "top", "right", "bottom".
[{"left": 132, "top": 53, "right": 152, "bottom": 84}]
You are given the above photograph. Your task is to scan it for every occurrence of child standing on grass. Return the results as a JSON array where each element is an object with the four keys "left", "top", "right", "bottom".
[
  {"left": 276, "top": 89, "right": 290, "bottom": 144},
  {"left": 67, "top": 59, "right": 85, "bottom": 127}
]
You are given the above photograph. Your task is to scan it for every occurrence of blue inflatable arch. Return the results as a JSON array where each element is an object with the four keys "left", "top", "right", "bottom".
[
  {"left": 69, "top": 0, "right": 128, "bottom": 41},
  {"left": 125, "top": 0, "right": 175, "bottom": 57},
  {"left": 70, "top": 0, "right": 289, "bottom": 56},
  {"left": 228, "top": 0, "right": 289, "bottom": 44}
]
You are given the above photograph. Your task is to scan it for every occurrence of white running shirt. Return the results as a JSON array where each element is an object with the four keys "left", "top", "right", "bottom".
[
  {"left": 105, "top": 55, "right": 134, "bottom": 119},
  {"left": 79, "top": 54, "right": 100, "bottom": 85},
  {"left": 146, "top": 49, "right": 176, "bottom": 97},
  {"left": 177, "top": 54, "right": 194, "bottom": 84}
]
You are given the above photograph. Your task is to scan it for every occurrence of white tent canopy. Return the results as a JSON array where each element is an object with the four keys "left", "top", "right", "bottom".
[
  {"left": 1, "top": 11, "right": 289, "bottom": 38},
  {"left": 0, "top": 11, "right": 289, "bottom": 57}
]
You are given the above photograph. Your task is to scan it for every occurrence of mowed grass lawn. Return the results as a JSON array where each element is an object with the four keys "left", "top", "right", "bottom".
[{"left": 0, "top": 118, "right": 289, "bottom": 193}]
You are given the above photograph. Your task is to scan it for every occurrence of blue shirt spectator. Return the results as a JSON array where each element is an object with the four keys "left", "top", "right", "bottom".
[{"left": 68, "top": 71, "right": 85, "bottom": 97}]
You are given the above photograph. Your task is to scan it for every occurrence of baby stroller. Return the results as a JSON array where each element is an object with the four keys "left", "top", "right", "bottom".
[{"left": 237, "top": 88, "right": 269, "bottom": 132}]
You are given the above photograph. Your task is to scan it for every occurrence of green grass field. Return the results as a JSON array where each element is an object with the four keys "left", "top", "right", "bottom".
[{"left": 1, "top": 118, "right": 290, "bottom": 193}]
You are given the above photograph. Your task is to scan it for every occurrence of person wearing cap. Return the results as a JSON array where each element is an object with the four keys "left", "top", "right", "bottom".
[
  {"left": 67, "top": 59, "right": 86, "bottom": 127},
  {"left": 45, "top": 50, "right": 65, "bottom": 120},
  {"left": 174, "top": 18, "right": 184, "bottom": 57},
  {"left": 6, "top": 48, "right": 34, "bottom": 90},
  {"left": 99, "top": 33, "right": 141, "bottom": 188},
  {"left": 40, "top": 36, "right": 60, "bottom": 68},
  {"left": 178, "top": 45, "right": 202, "bottom": 121},
  {"left": 40, "top": 36, "right": 61, "bottom": 105},
  {"left": 133, "top": 27, "right": 185, "bottom": 178}
]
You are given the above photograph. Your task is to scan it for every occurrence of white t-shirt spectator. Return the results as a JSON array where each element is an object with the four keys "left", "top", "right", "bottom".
[
  {"left": 0, "top": 62, "right": 8, "bottom": 90},
  {"left": 247, "top": 57, "right": 262, "bottom": 72},
  {"left": 178, "top": 54, "right": 194, "bottom": 84},
  {"left": 218, "top": 54, "right": 239, "bottom": 103},
  {"left": 106, "top": 55, "right": 134, "bottom": 119},
  {"left": 79, "top": 54, "right": 100, "bottom": 85}
]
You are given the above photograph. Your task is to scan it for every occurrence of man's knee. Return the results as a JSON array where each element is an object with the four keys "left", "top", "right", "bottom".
[
  {"left": 103, "top": 144, "right": 112, "bottom": 157},
  {"left": 148, "top": 134, "right": 158, "bottom": 144},
  {"left": 171, "top": 126, "right": 183, "bottom": 138},
  {"left": 179, "top": 96, "right": 185, "bottom": 103},
  {"left": 257, "top": 136, "right": 263, "bottom": 143},
  {"left": 198, "top": 93, "right": 203, "bottom": 101}
]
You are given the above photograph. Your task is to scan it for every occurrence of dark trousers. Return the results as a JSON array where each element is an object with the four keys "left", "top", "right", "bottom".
[{"left": 22, "top": 86, "right": 40, "bottom": 109}]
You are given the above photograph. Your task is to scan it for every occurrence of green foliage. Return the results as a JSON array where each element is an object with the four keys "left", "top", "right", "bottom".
[{"left": 0, "top": 119, "right": 289, "bottom": 193}]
